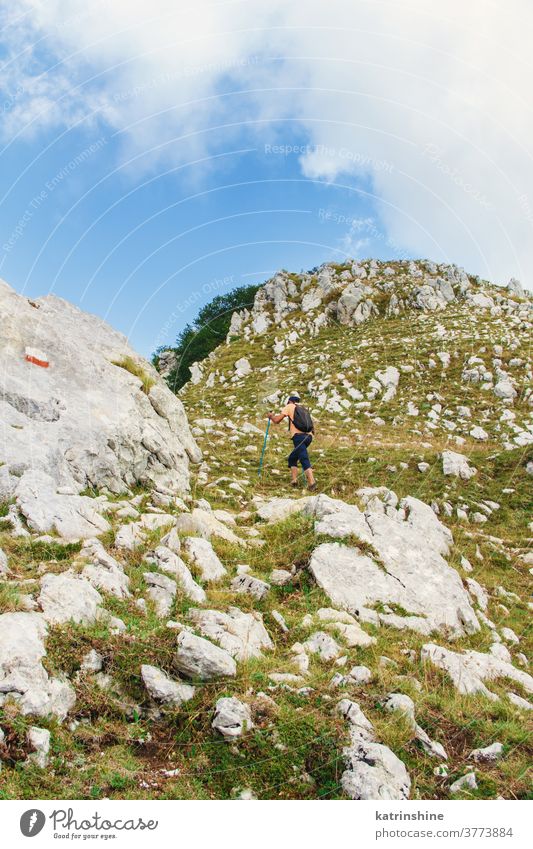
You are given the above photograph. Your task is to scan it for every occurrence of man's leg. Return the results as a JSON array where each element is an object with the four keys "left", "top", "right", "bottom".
[
  {"left": 299, "top": 437, "right": 316, "bottom": 489},
  {"left": 288, "top": 439, "right": 300, "bottom": 485}
]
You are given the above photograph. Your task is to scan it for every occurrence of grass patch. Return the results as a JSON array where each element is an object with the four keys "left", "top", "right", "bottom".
[{"left": 112, "top": 356, "right": 155, "bottom": 394}]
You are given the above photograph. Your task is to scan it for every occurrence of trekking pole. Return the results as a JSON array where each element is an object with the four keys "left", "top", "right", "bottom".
[{"left": 257, "top": 418, "right": 271, "bottom": 476}]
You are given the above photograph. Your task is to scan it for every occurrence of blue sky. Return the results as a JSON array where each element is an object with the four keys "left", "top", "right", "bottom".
[{"left": 1, "top": 1, "right": 531, "bottom": 356}]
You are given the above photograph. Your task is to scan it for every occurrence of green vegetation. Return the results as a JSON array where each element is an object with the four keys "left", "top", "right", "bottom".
[
  {"left": 154, "top": 284, "right": 260, "bottom": 391},
  {"left": 112, "top": 356, "right": 155, "bottom": 394}
]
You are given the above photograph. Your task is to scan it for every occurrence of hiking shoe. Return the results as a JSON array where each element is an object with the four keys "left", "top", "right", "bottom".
[
  {"left": 291, "top": 481, "right": 299, "bottom": 488},
  {"left": 308, "top": 483, "right": 317, "bottom": 491}
]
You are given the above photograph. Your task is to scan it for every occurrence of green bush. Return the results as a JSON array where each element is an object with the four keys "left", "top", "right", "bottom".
[{"left": 155, "top": 284, "right": 260, "bottom": 391}]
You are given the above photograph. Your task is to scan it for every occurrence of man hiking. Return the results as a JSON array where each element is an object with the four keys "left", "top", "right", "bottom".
[{"left": 268, "top": 393, "right": 316, "bottom": 490}]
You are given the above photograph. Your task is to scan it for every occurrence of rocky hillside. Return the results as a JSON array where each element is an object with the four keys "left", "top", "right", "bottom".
[{"left": 0, "top": 262, "right": 531, "bottom": 801}]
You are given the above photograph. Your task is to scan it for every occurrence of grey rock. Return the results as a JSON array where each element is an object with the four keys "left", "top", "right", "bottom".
[
  {"left": 308, "top": 492, "right": 478, "bottom": 637},
  {"left": 271, "top": 609, "right": 289, "bottom": 632},
  {"left": 79, "top": 538, "right": 130, "bottom": 598},
  {"left": 16, "top": 470, "right": 111, "bottom": 541},
  {"left": 143, "top": 571, "right": 177, "bottom": 617},
  {"left": 441, "top": 450, "right": 476, "bottom": 480},
  {"left": 0, "top": 280, "right": 200, "bottom": 539},
  {"left": 39, "top": 571, "right": 103, "bottom": 625},
  {"left": 449, "top": 772, "right": 477, "bottom": 794},
  {"left": 188, "top": 607, "right": 273, "bottom": 660},
  {"left": 230, "top": 574, "right": 270, "bottom": 600},
  {"left": 0, "top": 611, "right": 75, "bottom": 719},
  {"left": 212, "top": 696, "right": 253, "bottom": 738},
  {"left": 337, "top": 284, "right": 366, "bottom": 325},
  {"left": 256, "top": 497, "right": 312, "bottom": 523},
  {"left": 469, "top": 742, "right": 504, "bottom": 763},
  {"left": 507, "top": 278, "right": 524, "bottom": 297},
  {"left": 269, "top": 568, "right": 293, "bottom": 586},
  {"left": 494, "top": 380, "right": 517, "bottom": 401},
  {"left": 174, "top": 631, "right": 236, "bottom": 680},
  {"left": 507, "top": 692, "right": 533, "bottom": 711},
  {"left": 26, "top": 726, "right": 51, "bottom": 768},
  {"left": 145, "top": 546, "right": 205, "bottom": 603},
  {"left": 303, "top": 631, "right": 341, "bottom": 661},
  {"left": 175, "top": 508, "right": 242, "bottom": 544},
  {"left": 422, "top": 643, "right": 533, "bottom": 699},
  {"left": 141, "top": 664, "right": 195, "bottom": 706},
  {"left": 381, "top": 693, "right": 447, "bottom": 760},
  {"left": 234, "top": 357, "right": 252, "bottom": 376},
  {"left": 183, "top": 537, "right": 226, "bottom": 581},
  {"left": 346, "top": 665, "right": 372, "bottom": 685},
  {"left": 338, "top": 700, "right": 411, "bottom": 800},
  {"left": 80, "top": 649, "right": 103, "bottom": 673}
]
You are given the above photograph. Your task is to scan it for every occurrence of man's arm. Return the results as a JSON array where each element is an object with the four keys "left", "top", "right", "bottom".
[{"left": 268, "top": 411, "right": 286, "bottom": 424}]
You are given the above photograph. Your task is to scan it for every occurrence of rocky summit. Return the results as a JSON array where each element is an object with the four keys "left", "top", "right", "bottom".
[{"left": 0, "top": 259, "right": 531, "bottom": 801}]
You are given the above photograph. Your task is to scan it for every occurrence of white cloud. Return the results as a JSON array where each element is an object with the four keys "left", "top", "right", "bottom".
[{"left": 1, "top": 0, "right": 532, "bottom": 285}]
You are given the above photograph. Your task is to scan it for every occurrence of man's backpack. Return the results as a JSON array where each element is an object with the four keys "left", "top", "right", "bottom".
[{"left": 291, "top": 404, "right": 314, "bottom": 434}]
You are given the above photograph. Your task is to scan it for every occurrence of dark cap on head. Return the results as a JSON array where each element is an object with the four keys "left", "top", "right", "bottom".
[{"left": 288, "top": 393, "right": 300, "bottom": 402}]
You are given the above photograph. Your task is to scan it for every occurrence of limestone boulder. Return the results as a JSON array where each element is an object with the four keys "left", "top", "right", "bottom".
[
  {"left": 338, "top": 699, "right": 411, "bottom": 800},
  {"left": 173, "top": 631, "right": 237, "bottom": 680},
  {"left": 141, "top": 664, "right": 195, "bottom": 706},
  {"left": 0, "top": 611, "right": 75, "bottom": 719},
  {"left": 175, "top": 508, "right": 242, "bottom": 544},
  {"left": 145, "top": 546, "right": 206, "bottom": 603},
  {"left": 308, "top": 492, "right": 479, "bottom": 637},
  {"left": 38, "top": 571, "right": 103, "bottom": 625},
  {"left": 183, "top": 537, "right": 226, "bottom": 581},
  {"left": 212, "top": 697, "right": 253, "bottom": 738},
  {"left": 0, "top": 278, "right": 200, "bottom": 538},
  {"left": 188, "top": 607, "right": 273, "bottom": 660},
  {"left": 421, "top": 643, "right": 533, "bottom": 700},
  {"left": 441, "top": 450, "right": 476, "bottom": 481}
]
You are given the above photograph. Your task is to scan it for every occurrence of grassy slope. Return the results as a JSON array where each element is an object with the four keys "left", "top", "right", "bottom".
[{"left": 0, "top": 264, "right": 531, "bottom": 800}]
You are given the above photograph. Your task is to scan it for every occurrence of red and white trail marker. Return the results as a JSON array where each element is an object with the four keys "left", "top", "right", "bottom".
[{"left": 24, "top": 347, "right": 50, "bottom": 368}]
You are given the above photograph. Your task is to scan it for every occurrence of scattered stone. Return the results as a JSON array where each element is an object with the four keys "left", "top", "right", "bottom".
[
  {"left": 441, "top": 450, "right": 476, "bottom": 480},
  {"left": 421, "top": 643, "right": 533, "bottom": 699},
  {"left": 338, "top": 699, "right": 411, "bottom": 800},
  {"left": 309, "top": 492, "right": 479, "bottom": 637},
  {"left": 26, "top": 726, "right": 51, "bottom": 768},
  {"left": 449, "top": 772, "right": 477, "bottom": 794},
  {"left": 143, "top": 571, "right": 177, "bottom": 617},
  {"left": 269, "top": 569, "right": 294, "bottom": 586},
  {"left": 146, "top": 546, "right": 206, "bottom": 603},
  {"left": 38, "top": 571, "right": 103, "bottom": 625},
  {"left": 469, "top": 742, "right": 504, "bottom": 763},
  {"left": 230, "top": 574, "right": 270, "bottom": 600},
  {"left": 188, "top": 607, "right": 273, "bottom": 660},
  {"left": 303, "top": 631, "right": 341, "bottom": 661},
  {"left": 272, "top": 610, "right": 289, "bottom": 632},
  {"left": 346, "top": 665, "right": 372, "bottom": 685},
  {"left": 183, "top": 537, "right": 226, "bottom": 581},
  {"left": 212, "top": 697, "right": 253, "bottom": 738},
  {"left": 0, "top": 611, "right": 75, "bottom": 719},
  {"left": 79, "top": 538, "right": 130, "bottom": 599},
  {"left": 381, "top": 693, "right": 447, "bottom": 760},
  {"left": 141, "top": 664, "right": 195, "bottom": 706},
  {"left": 175, "top": 508, "right": 242, "bottom": 544},
  {"left": 173, "top": 631, "right": 236, "bottom": 680},
  {"left": 80, "top": 649, "right": 103, "bottom": 674},
  {"left": 507, "top": 692, "right": 532, "bottom": 711}
]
